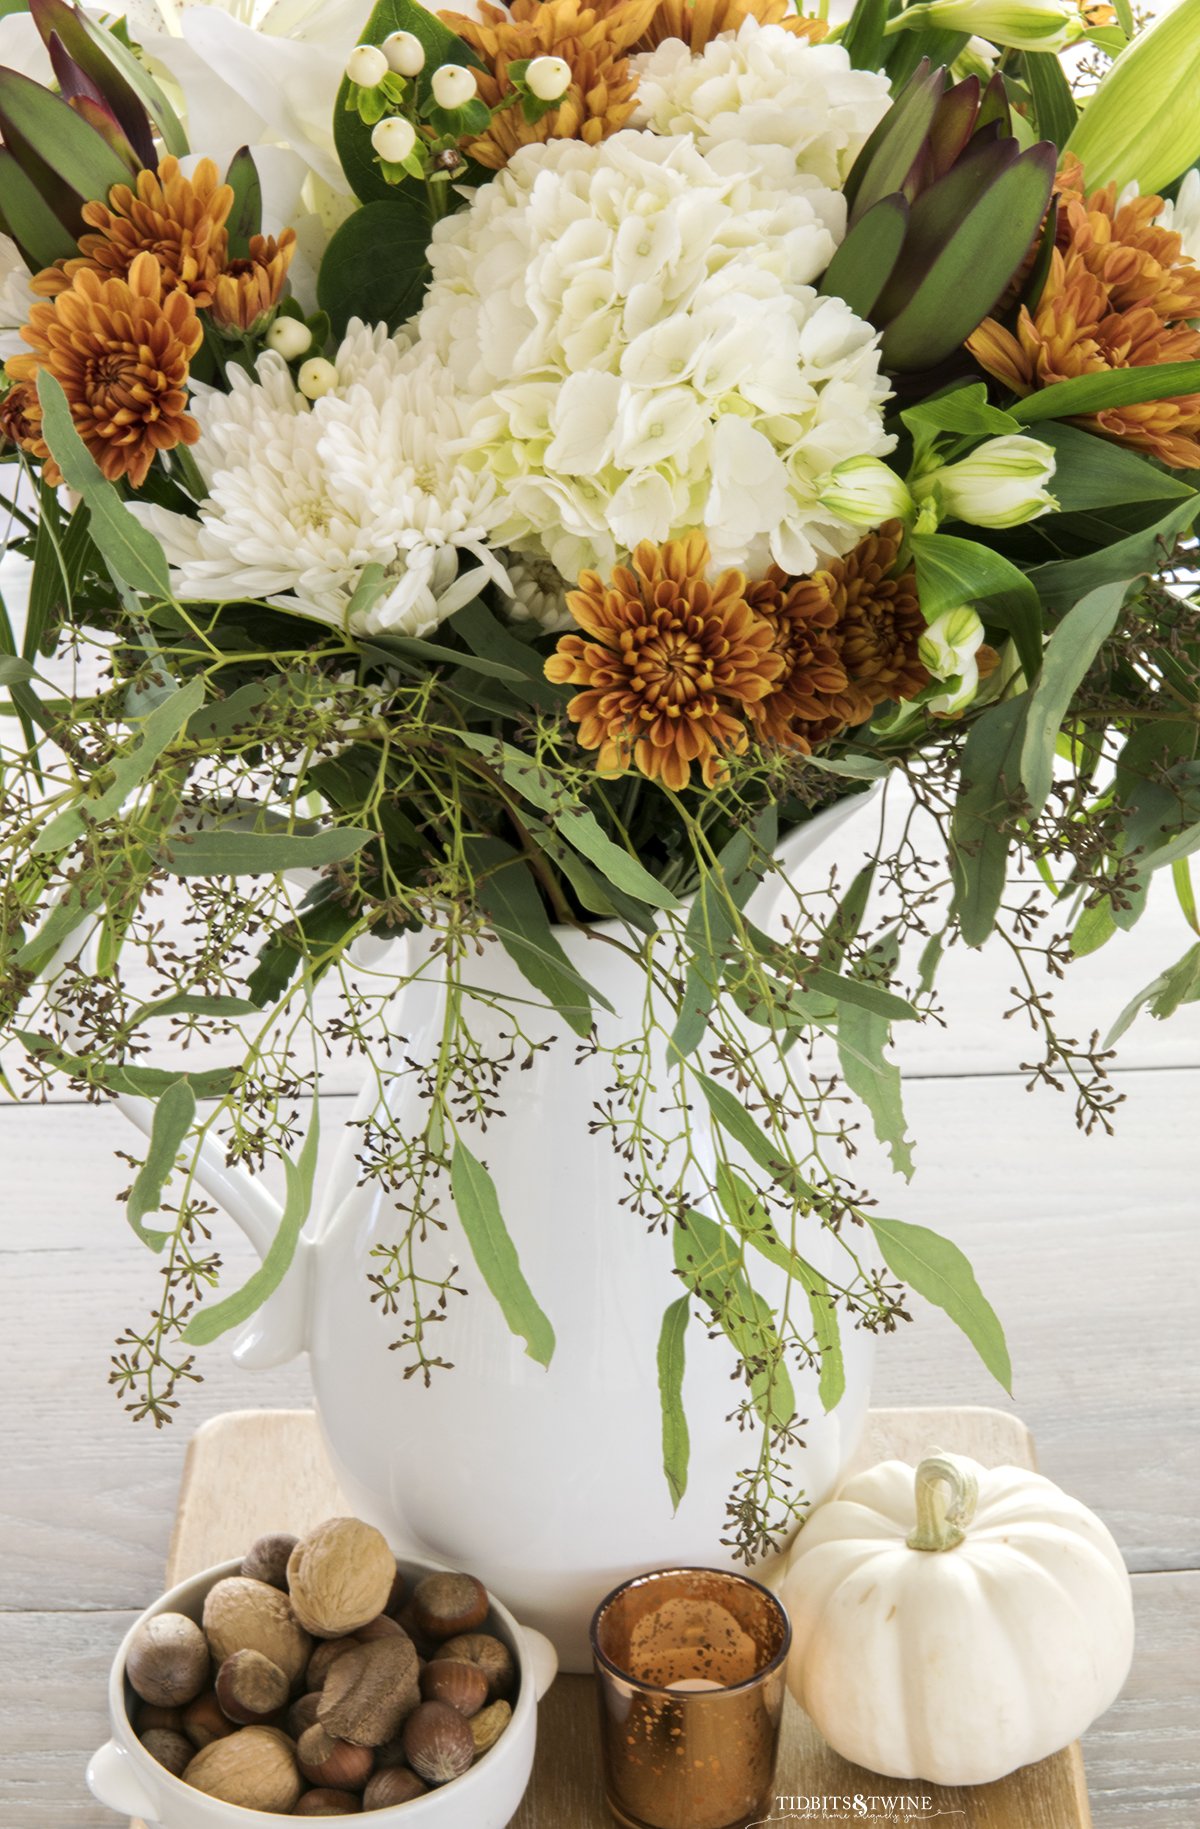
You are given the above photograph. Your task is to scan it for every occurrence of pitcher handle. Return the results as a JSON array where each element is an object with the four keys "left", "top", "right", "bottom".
[
  {"left": 87, "top": 1740, "right": 158, "bottom": 1820},
  {"left": 522, "top": 1627, "right": 559, "bottom": 1700}
]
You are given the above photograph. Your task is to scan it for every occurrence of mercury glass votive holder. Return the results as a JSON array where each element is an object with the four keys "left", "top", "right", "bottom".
[{"left": 590, "top": 1567, "right": 791, "bottom": 1829}]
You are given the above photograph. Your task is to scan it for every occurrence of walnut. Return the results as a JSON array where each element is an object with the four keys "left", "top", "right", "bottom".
[
  {"left": 287, "top": 1518, "right": 398, "bottom": 1638},
  {"left": 126, "top": 1613, "right": 210, "bottom": 1708},
  {"left": 317, "top": 1635, "right": 420, "bottom": 1747},
  {"left": 202, "top": 1577, "right": 311, "bottom": 1689},
  {"left": 182, "top": 1725, "right": 302, "bottom": 1811}
]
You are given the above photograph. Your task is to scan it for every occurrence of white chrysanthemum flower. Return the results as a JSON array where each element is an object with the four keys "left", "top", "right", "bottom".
[
  {"left": 631, "top": 21, "right": 890, "bottom": 191},
  {"left": 132, "top": 321, "right": 509, "bottom": 638},
  {"left": 502, "top": 551, "right": 575, "bottom": 634},
  {"left": 417, "top": 132, "right": 894, "bottom": 580}
]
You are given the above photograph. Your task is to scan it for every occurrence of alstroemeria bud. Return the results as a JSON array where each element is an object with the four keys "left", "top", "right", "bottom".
[
  {"left": 345, "top": 44, "right": 389, "bottom": 88},
  {"left": 886, "top": 0, "right": 1078, "bottom": 51},
  {"left": 382, "top": 30, "right": 425, "bottom": 76},
  {"left": 919, "top": 607, "right": 987, "bottom": 714},
  {"left": 431, "top": 64, "right": 477, "bottom": 109},
  {"left": 372, "top": 116, "right": 418, "bottom": 163},
  {"left": 298, "top": 358, "right": 338, "bottom": 401},
  {"left": 817, "top": 456, "right": 915, "bottom": 529},
  {"left": 265, "top": 317, "right": 313, "bottom": 361},
  {"left": 525, "top": 56, "right": 572, "bottom": 102},
  {"left": 913, "top": 435, "right": 1057, "bottom": 529}
]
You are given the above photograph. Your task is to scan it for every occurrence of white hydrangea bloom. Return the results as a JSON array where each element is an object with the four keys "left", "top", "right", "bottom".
[
  {"left": 132, "top": 321, "right": 509, "bottom": 638},
  {"left": 631, "top": 21, "right": 891, "bottom": 192},
  {"left": 417, "top": 132, "right": 894, "bottom": 581},
  {"left": 502, "top": 551, "right": 575, "bottom": 633}
]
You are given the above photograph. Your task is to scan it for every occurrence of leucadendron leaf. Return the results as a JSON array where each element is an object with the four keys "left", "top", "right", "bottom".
[
  {"left": 867, "top": 1215, "right": 1012, "bottom": 1392},
  {"left": 451, "top": 1139, "right": 556, "bottom": 1366},
  {"left": 657, "top": 1297, "right": 691, "bottom": 1511}
]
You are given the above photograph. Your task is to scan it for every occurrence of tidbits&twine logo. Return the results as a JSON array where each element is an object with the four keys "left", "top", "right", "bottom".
[{"left": 752, "top": 1796, "right": 966, "bottom": 1825}]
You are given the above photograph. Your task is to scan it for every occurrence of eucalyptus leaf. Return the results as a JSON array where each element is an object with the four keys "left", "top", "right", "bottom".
[
  {"left": 674, "top": 1209, "right": 795, "bottom": 1430},
  {"left": 657, "top": 1297, "right": 691, "bottom": 1511},
  {"left": 672, "top": 811, "right": 775, "bottom": 1057},
  {"left": 1105, "top": 943, "right": 1200, "bottom": 1046},
  {"left": 451, "top": 1139, "right": 556, "bottom": 1366},
  {"left": 125, "top": 1078, "right": 196, "bottom": 1251},
  {"left": 696, "top": 1072, "right": 781, "bottom": 1175},
  {"left": 1026, "top": 498, "right": 1197, "bottom": 613},
  {"left": 836, "top": 938, "right": 915, "bottom": 1182},
  {"left": 950, "top": 695, "right": 1029, "bottom": 946},
  {"left": 868, "top": 1215, "right": 1012, "bottom": 1391},
  {"left": 16, "top": 1031, "right": 236, "bottom": 1099},
  {"left": 466, "top": 836, "right": 607, "bottom": 1037},
  {"left": 1021, "top": 582, "right": 1125, "bottom": 816},
  {"left": 0, "top": 656, "right": 33, "bottom": 686},
  {"left": 806, "top": 965, "right": 917, "bottom": 1022},
  {"left": 160, "top": 826, "right": 374, "bottom": 877}
]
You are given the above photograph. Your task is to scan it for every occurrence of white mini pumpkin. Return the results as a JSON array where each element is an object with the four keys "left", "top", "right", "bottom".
[{"left": 782, "top": 1450, "right": 1134, "bottom": 1785}]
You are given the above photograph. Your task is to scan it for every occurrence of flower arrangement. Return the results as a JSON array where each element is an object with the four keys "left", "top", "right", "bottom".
[{"left": 3, "top": 0, "right": 1200, "bottom": 1558}]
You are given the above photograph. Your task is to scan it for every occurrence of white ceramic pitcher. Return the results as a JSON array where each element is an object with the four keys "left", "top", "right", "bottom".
[{"left": 103, "top": 794, "right": 878, "bottom": 1671}]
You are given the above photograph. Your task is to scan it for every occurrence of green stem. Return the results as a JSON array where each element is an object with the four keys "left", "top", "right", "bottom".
[{"left": 907, "top": 1452, "right": 979, "bottom": 1551}]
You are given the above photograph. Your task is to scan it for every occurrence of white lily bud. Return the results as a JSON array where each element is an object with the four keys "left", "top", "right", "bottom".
[
  {"left": 913, "top": 434, "right": 1058, "bottom": 529},
  {"left": 888, "top": 0, "right": 1077, "bottom": 51},
  {"left": 298, "top": 357, "right": 338, "bottom": 401},
  {"left": 919, "top": 606, "right": 987, "bottom": 715},
  {"left": 431, "top": 63, "right": 477, "bottom": 109},
  {"left": 817, "top": 456, "right": 915, "bottom": 529},
  {"left": 382, "top": 29, "right": 426, "bottom": 75},
  {"left": 372, "top": 116, "right": 418, "bottom": 163},
  {"left": 345, "top": 43, "right": 389, "bottom": 88},
  {"left": 265, "top": 317, "right": 312, "bottom": 361},
  {"left": 525, "top": 55, "right": 572, "bottom": 102}
]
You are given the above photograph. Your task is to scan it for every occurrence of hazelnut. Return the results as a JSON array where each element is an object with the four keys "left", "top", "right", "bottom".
[
  {"left": 127, "top": 1613, "right": 210, "bottom": 1708},
  {"left": 296, "top": 1789, "right": 364, "bottom": 1815},
  {"left": 183, "top": 1725, "right": 302, "bottom": 1812},
  {"left": 419, "top": 1659, "right": 488, "bottom": 1719},
  {"left": 240, "top": 1532, "right": 299, "bottom": 1592},
  {"left": 363, "top": 1765, "right": 429, "bottom": 1807},
  {"left": 393, "top": 1601, "right": 438, "bottom": 1658},
  {"left": 402, "top": 1701, "right": 474, "bottom": 1786},
  {"left": 318, "top": 1636, "right": 420, "bottom": 1747},
  {"left": 287, "top": 1518, "right": 397, "bottom": 1638},
  {"left": 139, "top": 1728, "right": 194, "bottom": 1777},
  {"left": 412, "top": 1573, "right": 489, "bottom": 1642},
  {"left": 202, "top": 1576, "right": 311, "bottom": 1689},
  {"left": 373, "top": 1733, "right": 409, "bottom": 1770},
  {"left": 385, "top": 1565, "right": 407, "bottom": 1618},
  {"left": 288, "top": 1689, "right": 324, "bottom": 1739},
  {"left": 136, "top": 1704, "right": 184, "bottom": 1733},
  {"left": 182, "top": 1689, "right": 237, "bottom": 1749},
  {"left": 471, "top": 1699, "right": 513, "bottom": 1756},
  {"left": 297, "top": 1722, "right": 375, "bottom": 1792},
  {"left": 215, "top": 1648, "right": 291, "bottom": 1724},
  {"left": 307, "top": 1637, "right": 361, "bottom": 1691},
  {"left": 434, "top": 1633, "right": 515, "bottom": 1701},
  {"left": 356, "top": 1614, "right": 403, "bottom": 1643}
]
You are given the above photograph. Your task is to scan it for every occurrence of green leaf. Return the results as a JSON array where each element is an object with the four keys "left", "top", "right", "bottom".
[
  {"left": 0, "top": 144, "right": 77, "bottom": 265},
  {"left": 1036, "top": 423, "right": 1195, "bottom": 513},
  {"left": 910, "top": 532, "right": 1044, "bottom": 684},
  {"left": 466, "top": 837, "right": 606, "bottom": 1037},
  {"left": 16, "top": 1031, "right": 236, "bottom": 1099},
  {"left": 34, "top": 675, "right": 205, "bottom": 856},
  {"left": 368, "top": 631, "right": 531, "bottom": 684},
  {"left": 160, "top": 825, "right": 373, "bottom": 877},
  {"left": 836, "top": 938, "right": 915, "bottom": 1181},
  {"left": 1020, "top": 582, "right": 1125, "bottom": 817},
  {"left": 24, "top": 489, "right": 94, "bottom": 660},
  {"left": 1174, "top": 858, "right": 1199, "bottom": 936},
  {"left": 245, "top": 886, "right": 361, "bottom": 1008},
  {"left": 225, "top": 146, "right": 262, "bottom": 260},
  {"left": 867, "top": 1214, "right": 1012, "bottom": 1391},
  {"left": 802, "top": 752, "right": 890, "bottom": 781},
  {"left": 1012, "top": 362, "right": 1200, "bottom": 426},
  {"left": 449, "top": 599, "right": 561, "bottom": 711},
  {"left": 841, "top": 0, "right": 890, "bottom": 69},
  {"left": 1065, "top": 0, "right": 1200, "bottom": 192},
  {"left": 820, "top": 194, "right": 908, "bottom": 317},
  {"left": 125, "top": 1078, "right": 196, "bottom": 1251},
  {"left": 68, "top": 3, "right": 189, "bottom": 158},
  {"left": 130, "top": 992, "right": 261, "bottom": 1023},
  {"left": 450, "top": 1139, "right": 555, "bottom": 1366},
  {"left": 950, "top": 694, "right": 1029, "bottom": 946},
  {"left": 1070, "top": 896, "right": 1116, "bottom": 958},
  {"left": 1105, "top": 942, "right": 1200, "bottom": 1047},
  {"left": 333, "top": 0, "right": 482, "bottom": 204},
  {"left": 674, "top": 1209, "right": 794, "bottom": 1429},
  {"left": 0, "top": 66, "right": 128, "bottom": 231},
  {"left": 806, "top": 964, "right": 917, "bottom": 1022},
  {"left": 184, "top": 1105, "right": 319, "bottom": 1345},
  {"left": 695, "top": 1072, "right": 781, "bottom": 1175},
  {"left": 816, "top": 863, "right": 875, "bottom": 974},
  {"left": 1021, "top": 50, "right": 1077, "bottom": 145},
  {"left": 1025, "top": 497, "right": 1197, "bottom": 613},
  {"left": 317, "top": 194, "right": 432, "bottom": 338},
  {"left": 35, "top": 371, "right": 172, "bottom": 599},
  {"left": 672, "top": 811, "right": 775, "bottom": 1057},
  {"left": 900, "top": 382, "right": 1020, "bottom": 460},
  {"left": 657, "top": 1297, "right": 691, "bottom": 1511},
  {"left": 0, "top": 655, "right": 33, "bottom": 686}
]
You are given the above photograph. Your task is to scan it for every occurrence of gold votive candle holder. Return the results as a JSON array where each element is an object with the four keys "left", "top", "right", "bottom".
[{"left": 590, "top": 1567, "right": 791, "bottom": 1829}]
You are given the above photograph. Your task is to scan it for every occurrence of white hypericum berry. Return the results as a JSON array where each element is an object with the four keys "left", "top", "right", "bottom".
[
  {"left": 371, "top": 116, "right": 418, "bottom": 163},
  {"left": 525, "top": 55, "right": 571, "bottom": 101},
  {"left": 345, "top": 43, "right": 389, "bottom": 87},
  {"left": 265, "top": 318, "right": 313, "bottom": 361},
  {"left": 382, "top": 29, "right": 426, "bottom": 75},
  {"left": 431, "top": 63, "right": 477, "bottom": 108},
  {"left": 297, "top": 358, "right": 338, "bottom": 401}
]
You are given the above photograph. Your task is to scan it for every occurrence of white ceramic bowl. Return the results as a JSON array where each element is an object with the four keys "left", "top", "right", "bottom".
[{"left": 87, "top": 1555, "right": 558, "bottom": 1828}]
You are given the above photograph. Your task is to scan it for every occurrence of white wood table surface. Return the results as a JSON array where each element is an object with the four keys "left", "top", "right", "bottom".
[{"left": 0, "top": 591, "right": 1197, "bottom": 1826}]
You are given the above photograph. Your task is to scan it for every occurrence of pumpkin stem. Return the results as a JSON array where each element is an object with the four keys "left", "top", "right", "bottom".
[{"left": 906, "top": 1451, "right": 979, "bottom": 1552}]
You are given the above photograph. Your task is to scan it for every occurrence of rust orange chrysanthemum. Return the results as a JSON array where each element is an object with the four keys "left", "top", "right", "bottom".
[
  {"left": 33, "top": 157, "right": 234, "bottom": 308},
  {"left": 209, "top": 231, "right": 298, "bottom": 334},
  {"left": 545, "top": 534, "right": 783, "bottom": 789},
  {"left": 619, "top": 0, "right": 827, "bottom": 54},
  {"left": 743, "top": 568, "right": 851, "bottom": 753},
  {"left": 7, "top": 251, "right": 203, "bottom": 489},
  {"left": 969, "top": 167, "right": 1200, "bottom": 470},
  {"left": 439, "top": 0, "right": 657, "bottom": 169}
]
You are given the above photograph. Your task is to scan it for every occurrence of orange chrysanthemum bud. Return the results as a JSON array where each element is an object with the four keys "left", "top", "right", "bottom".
[
  {"left": 969, "top": 169, "right": 1200, "bottom": 470},
  {"left": 545, "top": 534, "right": 783, "bottom": 790},
  {"left": 7, "top": 251, "right": 203, "bottom": 489},
  {"left": 33, "top": 156, "right": 234, "bottom": 308},
  {"left": 209, "top": 231, "right": 298, "bottom": 336}
]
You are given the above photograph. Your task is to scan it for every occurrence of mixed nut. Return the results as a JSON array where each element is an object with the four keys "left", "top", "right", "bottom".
[{"left": 123, "top": 1516, "right": 515, "bottom": 1814}]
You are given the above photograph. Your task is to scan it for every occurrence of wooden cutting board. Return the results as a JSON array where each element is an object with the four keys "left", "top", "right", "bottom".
[{"left": 134, "top": 1406, "right": 1092, "bottom": 1829}]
